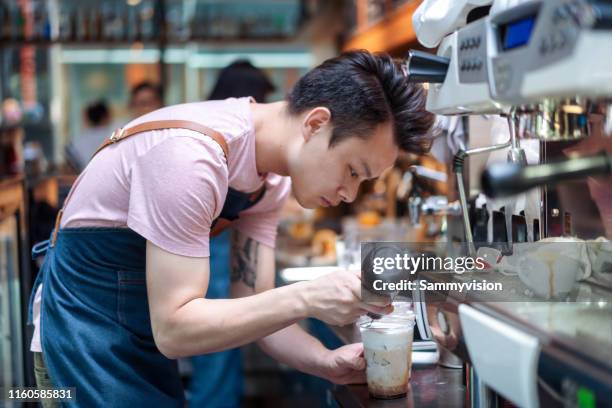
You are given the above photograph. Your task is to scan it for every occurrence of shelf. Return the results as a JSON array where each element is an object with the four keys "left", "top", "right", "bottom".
[
  {"left": 342, "top": 1, "right": 422, "bottom": 54},
  {"left": 0, "top": 36, "right": 297, "bottom": 48}
]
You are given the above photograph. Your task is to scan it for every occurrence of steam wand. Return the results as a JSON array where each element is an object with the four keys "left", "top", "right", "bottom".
[{"left": 453, "top": 140, "right": 511, "bottom": 256}]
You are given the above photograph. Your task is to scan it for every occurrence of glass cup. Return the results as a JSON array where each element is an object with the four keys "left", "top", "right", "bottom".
[{"left": 359, "top": 314, "right": 416, "bottom": 399}]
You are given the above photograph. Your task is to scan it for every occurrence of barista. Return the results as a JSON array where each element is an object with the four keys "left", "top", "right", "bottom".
[{"left": 29, "top": 50, "right": 435, "bottom": 406}]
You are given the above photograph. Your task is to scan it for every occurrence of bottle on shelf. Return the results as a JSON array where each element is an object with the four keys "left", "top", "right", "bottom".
[
  {"left": 0, "top": 2, "right": 10, "bottom": 41},
  {"left": 90, "top": 9, "right": 102, "bottom": 42},
  {"left": 76, "top": 8, "right": 89, "bottom": 41},
  {"left": 58, "top": 5, "right": 72, "bottom": 41},
  {"left": 126, "top": 4, "right": 140, "bottom": 41},
  {"left": 15, "top": 2, "right": 25, "bottom": 41},
  {"left": 139, "top": 0, "right": 155, "bottom": 41}
]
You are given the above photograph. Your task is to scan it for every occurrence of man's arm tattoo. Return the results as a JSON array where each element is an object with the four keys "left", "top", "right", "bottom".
[{"left": 230, "top": 232, "right": 259, "bottom": 289}]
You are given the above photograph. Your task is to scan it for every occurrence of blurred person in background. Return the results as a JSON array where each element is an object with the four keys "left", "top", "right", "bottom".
[
  {"left": 66, "top": 81, "right": 163, "bottom": 173},
  {"left": 129, "top": 81, "right": 163, "bottom": 119},
  {"left": 208, "top": 59, "right": 276, "bottom": 101},
  {"left": 65, "top": 100, "right": 113, "bottom": 172},
  {"left": 188, "top": 59, "right": 275, "bottom": 408},
  {"left": 0, "top": 98, "right": 25, "bottom": 177}
]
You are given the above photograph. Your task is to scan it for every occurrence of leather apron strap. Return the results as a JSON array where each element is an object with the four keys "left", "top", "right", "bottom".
[
  {"left": 92, "top": 120, "right": 229, "bottom": 159},
  {"left": 51, "top": 120, "right": 229, "bottom": 246}
]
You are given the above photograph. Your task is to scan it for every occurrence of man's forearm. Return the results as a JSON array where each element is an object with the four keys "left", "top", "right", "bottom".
[
  {"left": 257, "top": 323, "right": 331, "bottom": 380},
  {"left": 156, "top": 282, "right": 308, "bottom": 359}
]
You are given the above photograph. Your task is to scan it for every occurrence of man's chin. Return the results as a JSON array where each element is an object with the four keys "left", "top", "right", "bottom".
[
  {"left": 294, "top": 193, "right": 316, "bottom": 209},
  {"left": 300, "top": 199, "right": 317, "bottom": 210}
]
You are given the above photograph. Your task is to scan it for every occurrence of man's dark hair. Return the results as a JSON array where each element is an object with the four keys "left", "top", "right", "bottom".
[
  {"left": 209, "top": 59, "right": 276, "bottom": 102},
  {"left": 287, "top": 50, "right": 435, "bottom": 154},
  {"left": 85, "top": 100, "right": 110, "bottom": 126},
  {"left": 130, "top": 81, "right": 163, "bottom": 102}
]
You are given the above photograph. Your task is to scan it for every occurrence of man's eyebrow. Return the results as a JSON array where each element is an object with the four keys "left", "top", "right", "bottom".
[{"left": 361, "top": 159, "right": 372, "bottom": 179}]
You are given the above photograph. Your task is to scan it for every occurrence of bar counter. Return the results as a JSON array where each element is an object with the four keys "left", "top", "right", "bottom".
[
  {"left": 332, "top": 365, "right": 465, "bottom": 408},
  {"left": 325, "top": 323, "right": 466, "bottom": 407}
]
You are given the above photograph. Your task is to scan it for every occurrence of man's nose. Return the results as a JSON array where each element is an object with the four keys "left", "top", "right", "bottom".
[{"left": 338, "top": 182, "right": 359, "bottom": 203}]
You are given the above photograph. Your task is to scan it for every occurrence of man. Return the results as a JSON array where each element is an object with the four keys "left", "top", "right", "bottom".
[{"left": 29, "top": 50, "right": 434, "bottom": 406}]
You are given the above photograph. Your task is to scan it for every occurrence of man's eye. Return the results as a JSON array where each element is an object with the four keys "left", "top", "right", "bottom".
[{"left": 349, "top": 166, "right": 358, "bottom": 178}]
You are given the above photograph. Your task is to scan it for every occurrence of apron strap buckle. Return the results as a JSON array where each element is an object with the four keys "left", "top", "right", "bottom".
[
  {"left": 110, "top": 127, "right": 125, "bottom": 143},
  {"left": 51, "top": 209, "right": 64, "bottom": 247}
]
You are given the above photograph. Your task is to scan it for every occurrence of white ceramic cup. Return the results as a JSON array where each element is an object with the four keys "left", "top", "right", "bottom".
[{"left": 518, "top": 251, "right": 584, "bottom": 299}]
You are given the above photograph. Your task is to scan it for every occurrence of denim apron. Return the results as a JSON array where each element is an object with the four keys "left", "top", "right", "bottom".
[{"left": 28, "top": 120, "right": 265, "bottom": 407}]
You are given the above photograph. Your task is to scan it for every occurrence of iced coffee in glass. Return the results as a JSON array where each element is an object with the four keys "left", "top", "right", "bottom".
[{"left": 359, "top": 313, "right": 415, "bottom": 399}]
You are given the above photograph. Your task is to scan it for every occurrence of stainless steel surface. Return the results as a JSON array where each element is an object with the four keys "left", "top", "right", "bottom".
[
  {"left": 408, "top": 195, "right": 455, "bottom": 229},
  {"left": 420, "top": 269, "right": 612, "bottom": 368},
  {"left": 481, "top": 151, "right": 612, "bottom": 198},
  {"left": 454, "top": 138, "right": 512, "bottom": 256},
  {"left": 463, "top": 140, "right": 511, "bottom": 156},
  {"left": 438, "top": 347, "right": 464, "bottom": 369},
  {"left": 409, "top": 166, "right": 448, "bottom": 182},
  {"left": 426, "top": 299, "right": 471, "bottom": 364},
  {"left": 408, "top": 195, "right": 422, "bottom": 226},
  {"left": 405, "top": 50, "right": 450, "bottom": 84},
  {"left": 507, "top": 111, "right": 528, "bottom": 165},
  {"left": 496, "top": 302, "right": 612, "bottom": 358},
  {"left": 515, "top": 98, "right": 594, "bottom": 141},
  {"left": 405, "top": 163, "right": 449, "bottom": 228},
  {"left": 456, "top": 172, "right": 476, "bottom": 257}
]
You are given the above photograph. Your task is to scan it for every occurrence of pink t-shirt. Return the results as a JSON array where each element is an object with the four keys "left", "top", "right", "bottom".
[
  {"left": 31, "top": 97, "right": 290, "bottom": 352},
  {"left": 62, "top": 96, "right": 290, "bottom": 256}
]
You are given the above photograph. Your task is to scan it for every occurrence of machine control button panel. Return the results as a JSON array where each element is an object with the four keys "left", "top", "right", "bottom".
[
  {"left": 457, "top": 19, "right": 488, "bottom": 84},
  {"left": 459, "top": 58, "right": 484, "bottom": 72},
  {"left": 459, "top": 35, "right": 482, "bottom": 50},
  {"left": 539, "top": 29, "right": 572, "bottom": 55}
]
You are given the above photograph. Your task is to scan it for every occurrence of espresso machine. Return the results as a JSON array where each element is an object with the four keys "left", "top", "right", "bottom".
[
  {"left": 406, "top": 0, "right": 612, "bottom": 407},
  {"left": 409, "top": 0, "right": 535, "bottom": 257}
]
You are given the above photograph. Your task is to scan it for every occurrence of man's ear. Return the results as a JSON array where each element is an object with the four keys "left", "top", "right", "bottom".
[{"left": 302, "top": 107, "right": 331, "bottom": 141}]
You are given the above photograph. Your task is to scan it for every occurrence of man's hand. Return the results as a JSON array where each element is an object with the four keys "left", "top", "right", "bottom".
[
  {"left": 320, "top": 343, "right": 367, "bottom": 385},
  {"left": 227, "top": 230, "right": 379, "bottom": 385},
  {"left": 302, "top": 269, "right": 393, "bottom": 326}
]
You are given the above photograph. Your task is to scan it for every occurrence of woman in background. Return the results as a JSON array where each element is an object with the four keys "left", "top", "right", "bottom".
[{"left": 189, "top": 59, "right": 275, "bottom": 408}]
